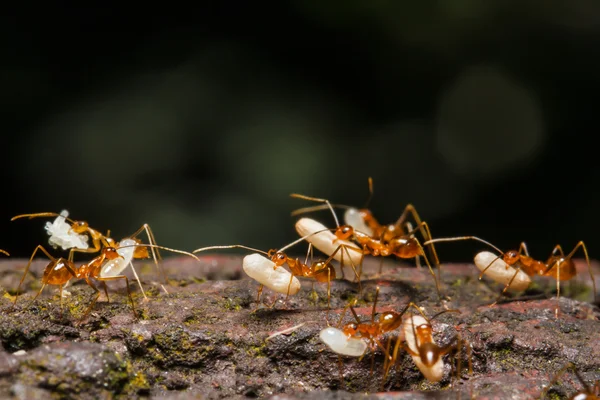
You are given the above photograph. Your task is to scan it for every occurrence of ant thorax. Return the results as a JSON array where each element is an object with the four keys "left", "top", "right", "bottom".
[{"left": 44, "top": 210, "right": 89, "bottom": 251}]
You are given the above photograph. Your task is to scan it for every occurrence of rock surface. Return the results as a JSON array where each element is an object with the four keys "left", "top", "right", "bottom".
[{"left": 0, "top": 254, "right": 598, "bottom": 399}]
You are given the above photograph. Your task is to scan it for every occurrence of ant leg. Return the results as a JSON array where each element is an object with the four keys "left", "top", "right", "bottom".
[
  {"left": 337, "top": 355, "right": 345, "bottom": 389},
  {"left": 540, "top": 362, "right": 576, "bottom": 399},
  {"left": 336, "top": 298, "right": 357, "bottom": 328},
  {"left": 128, "top": 223, "right": 166, "bottom": 285},
  {"left": 404, "top": 221, "right": 422, "bottom": 270},
  {"left": 371, "top": 286, "right": 380, "bottom": 323},
  {"left": 326, "top": 269, "right": 331, "bottom": 320},
  {"left": 395, "top": 204, "right": 440, "bottom": 266},
  {"left": 101, "top": 281, "right": 110, "bottom": 303},
  {"left": 327, "top": 244, "right": 363, "bottom": 293},
  {"left": 518, "top": 241, "right": 530, "bottom": 257},
  {"left": 489, "top": 266, "right": 528, "bottom": 306},
  {"left": 14, "top": 245, "right": 55, "bottom": 307},
  {"left": 253, "top": 284, "right": 264, "bottom": 311},
  {"left": 128, "top": 260, "right": 148, "bottom": 300},
  {"left": 27, "top": 283, "right": 47, "bottom": 309},
  {"left": 59, "top": 285, "right": 63, "bottom": 314},
  {"left": 96, "top": 275, "right": 138, "bottom": 319},
  {"left": 81, "top": 277, "right": 102, "bottom": 321}
]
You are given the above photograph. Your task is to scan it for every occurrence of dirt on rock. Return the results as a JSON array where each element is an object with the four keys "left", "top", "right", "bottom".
[{"left": 0, "top": 254, "right": 598, "bottom": 399}]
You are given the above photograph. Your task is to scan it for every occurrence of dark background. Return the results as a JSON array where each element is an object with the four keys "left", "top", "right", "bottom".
[{"left": 2, "top": 2, "right": 599, "bottom": 264}]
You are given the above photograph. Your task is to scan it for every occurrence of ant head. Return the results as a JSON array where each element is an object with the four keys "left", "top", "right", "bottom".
[
  {"left": 269, "top": 251, "right": 287, "bottom": 266},
  {"left": 71, "top": 220, "right": 89, "bottom": 233},
  {"left": 335, "top": 225, "right": 354, "bottom": 240},
  {"left": 503, "top": 250, "right": 519, "bottom": 265},
  {"left": 418, "top": 342, "right": 440, "bottom": 367},
  {"left": 342, "top": 322, "right": 358, "bottom": 336},
  {"left": 102, "top": 246, "right": 121, "bottom": 260}
]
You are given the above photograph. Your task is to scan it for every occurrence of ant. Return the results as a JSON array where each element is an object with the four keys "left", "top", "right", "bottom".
[
  {"left": 425, "top": 235, "right": 596, "bottom": 317},
  {"left": 385, "top": 303, "right": 470, "bottom": 387},
  {"left": 290, "top": 177, "right": 441, "bottom": 272},
  {"left": 193, "top": 228, "right": 362, "bottom": 314},
  {"left": 12, "top": 243, "right": 200, "bottom": 321},
  {"left": 291, "top": 192, "right": 443, "bottom": 300},
  {"left": 11, "top": 211, "right": 166, "bottom": 294},
  {"left": 320, "top": 286, "right": 406, "bottom": 390},
  {"left": 540, "top": 362, "right": 599, "bottom": 399}
]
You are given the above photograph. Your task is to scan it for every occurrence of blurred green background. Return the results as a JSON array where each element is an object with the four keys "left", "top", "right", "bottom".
[{"left": 2, "top": 2, "right": 599, "bottom": 263}]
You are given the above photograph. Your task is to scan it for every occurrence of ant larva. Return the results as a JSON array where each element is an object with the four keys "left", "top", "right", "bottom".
[
  {"left": 540, "top": 362, "right": 599, "bottom": 400},
  {"left": 385, "top": 304, "right": 470, "bottom": 385},
  {"left": 11, "top": 210, "right": 167, "bottom": 296},
  {"left": 424, "top": 236, "right": 596, "bottom": 317},
  {"left": 193, "top": 229, "right": 362, "bottom": 312},
  {"left": 291, "top": 177, "right": 441, "bottom": 272},
  {"left": 291, "top": 192, "right": 443, "bottom": 300},
  {"left": 12, "top": 243, "right": 200, "bottom": 321}
]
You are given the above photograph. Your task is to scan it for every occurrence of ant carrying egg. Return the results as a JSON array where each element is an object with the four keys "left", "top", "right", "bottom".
[
  {"left": 193, "top": 227, "right": 362, "bottom": 314},
  {"left": 425, "top": 235, "right": 596, "bottom": 317},
  {"left": 291, "top": 191, "right": 444, "bottom": 300},
  {"left": 11, "top": 210, "right": 169, "bottom": 297},
  {"left": 11, "top": 243, "right": 200, "bottom": 321}
]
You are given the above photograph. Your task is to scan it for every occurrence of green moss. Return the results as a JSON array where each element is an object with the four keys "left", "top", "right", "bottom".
[
  {"left": 222, "top": 297, "right": 243, "bottom": 311},
  {"left": 123, "top": 360, "right": 150, "bottom": 394},
  {"left": 246, "top": 342, "right": 267, "bottom": 358}
]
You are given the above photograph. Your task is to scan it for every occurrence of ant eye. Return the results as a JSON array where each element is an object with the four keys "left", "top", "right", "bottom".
[{"left": 277, "top": 253, "right": 286, "bottom": 260}]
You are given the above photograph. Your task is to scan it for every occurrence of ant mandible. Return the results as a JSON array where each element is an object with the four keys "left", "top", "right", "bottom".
[
  {"left": 291, "top": 192, "right": 443, "bottom": 300},
  {"left": 425, "top": 235, "right": 596, "bottom": 317}
]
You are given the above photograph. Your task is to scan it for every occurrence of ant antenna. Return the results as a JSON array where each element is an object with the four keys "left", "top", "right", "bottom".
[
  {"left": 192, "top": 227, "right": 335, "bottom": 257},
  {"left": 424, "top": 236, "right": 504, "bottom": 255},
  {"left": 290, "top": 203, "right": 351, "bottom": 217},
  {"left": 0, "top": 250, "right": 9, "bottom": 256},
  {"left": 11, "top": 212, "right": 77, "bottom": 225},
  {"left": 429, "top": 308, "right": 461, "bottom": 321},
  {"left": 290, "top": 193, "right": 340, "bottom": 228},
  {"left": 363, "top": 177, "right": 374, "bottom": 209},
  {"left": 117, "top": 243, "right": 202, "bottom": 262},
  {"left": 193, "top": 244, "right": 269, "bottom": 257},
  {"left": 278, "top": 227, "right": 337, "bottom": 252}
]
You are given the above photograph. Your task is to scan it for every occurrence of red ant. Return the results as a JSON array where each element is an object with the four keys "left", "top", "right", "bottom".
[
  {"left": 290, "top": 177, "right": 441, "bottom": 272},
  {"left": 11, "top": 211, "right": 166, "bottom": 290},
  {"left": 540, "top": 362, "right": 599, "bottom": 399},
  {"left": 425, "top": 235, "right": 596, "bottom": 317},
  {"left": 194, "top": 229, "right": 362, "bottom": 313},
  {"left": 291, "top": 193, "right": 443, "bottom": 300},
  {"left": 12, "top": 243, "right": 199, "bottom": 321},
  {"left": 385, "top": 303, "right": 470, "bottom": 387}
]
